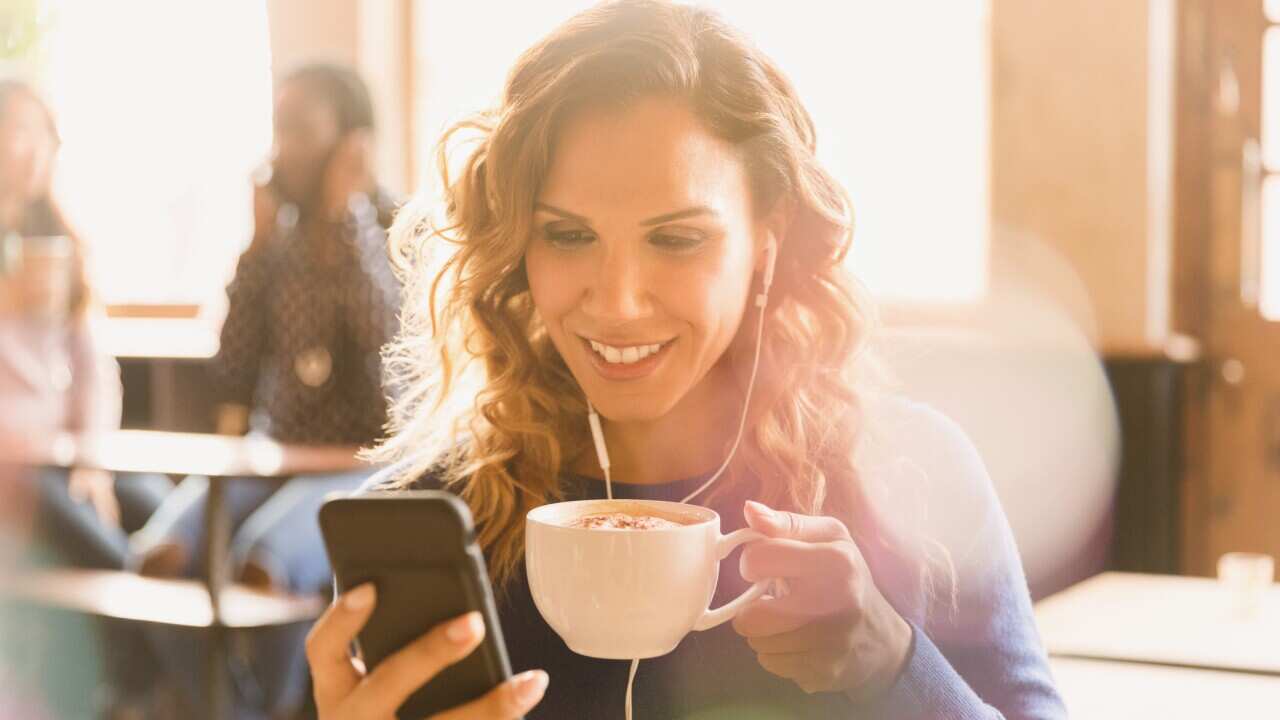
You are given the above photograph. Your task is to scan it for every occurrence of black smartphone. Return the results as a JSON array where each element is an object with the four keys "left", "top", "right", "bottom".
[{"left": 319, "top": 491, "right": 515, "bottom": 719}]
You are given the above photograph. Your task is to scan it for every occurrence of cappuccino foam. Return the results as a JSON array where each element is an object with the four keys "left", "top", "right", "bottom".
[{"left": 568, "top": 512, "right": 681, "bottom": 530}]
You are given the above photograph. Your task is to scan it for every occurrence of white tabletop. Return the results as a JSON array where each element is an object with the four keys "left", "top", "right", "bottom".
[
  {"left": 1050, "top": 656, "right": 1280, "bottom": 719},
  {"left": 92, "top": 316, "right": 219, "bottom": 359},
  {"left": 3, "top": 569, "right": 323, "bottom": 628},
  {"left": 29, "top": 429, "right": 365, "bottom": 479},
  {"left": 1035, "top": 572, "right": 1280, "bottom": 674}
]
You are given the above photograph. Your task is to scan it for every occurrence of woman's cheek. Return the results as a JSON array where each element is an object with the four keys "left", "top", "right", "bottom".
[
  {"left": 690, "top": 263, "right": 751, "bottom": 321},
  {"left": 528, "top": 252, "right": 587, "bottom": 324}
]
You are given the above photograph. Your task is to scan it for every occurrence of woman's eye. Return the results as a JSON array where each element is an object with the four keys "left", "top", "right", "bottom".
[
  {"left": 649, "top": 232, "right": 703, "bottom": 252},
  {"left": 544, "top": 229, "right": 595, "bottom": 248}
]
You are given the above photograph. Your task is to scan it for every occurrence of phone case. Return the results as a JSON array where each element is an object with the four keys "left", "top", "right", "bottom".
[{"left": 319, "top": 491, "right": 516, "bottom": 719}]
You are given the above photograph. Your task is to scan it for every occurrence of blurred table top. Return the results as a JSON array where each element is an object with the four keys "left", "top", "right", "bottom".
[
  {"left": 2, "top": 569, "right": 324, "bottom": 628},
  {"left": 1035, "top": 571, "right": 1280, "bottom": 675},
  {"left": 92, "top": 316, "right": 219, "bottom": 360},
  {"left": 25, "top": 429, "right": 366, "bottom": 479},
  {"left": 1050, "top": 656, "right": 1280, "bottom": 719}
]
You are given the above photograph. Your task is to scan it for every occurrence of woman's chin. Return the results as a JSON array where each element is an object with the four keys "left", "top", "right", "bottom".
[{"left": 581, "top": 391, "right": 676, "bottom": 424}]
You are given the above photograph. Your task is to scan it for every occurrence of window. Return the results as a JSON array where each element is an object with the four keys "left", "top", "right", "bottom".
[
  {"left": 414, "top": 0, "right": 990, "bottom": 304},
  {"left": 42, "top": 0, "right": 273, "bottom": 310}
]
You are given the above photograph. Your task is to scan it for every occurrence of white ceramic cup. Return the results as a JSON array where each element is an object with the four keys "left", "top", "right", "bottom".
[
  {"left": 525, "top": 498, "right": 771, "bottom": 659},
  {"left": 1217, "top": 551, "right": 1275, "bottom": 618}
]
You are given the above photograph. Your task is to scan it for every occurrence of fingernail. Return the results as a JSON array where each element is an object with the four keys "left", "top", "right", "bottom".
[
  {"left": 343, "top": 583, "right": 375, "bottom": 610},
  {"left": 446, "top": 612, "right": 483, "bottom": 644},
  {"left": 513, "top": 670, "right": 548, "bottom": 705},
  {"left": 745, "top": 500, "right": 774, "bottom": 518}
]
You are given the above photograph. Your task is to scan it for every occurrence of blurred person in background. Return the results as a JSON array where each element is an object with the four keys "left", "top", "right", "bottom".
[
  {"left": 130, "top": 62, "right": 399, "bottom": 719},
  {"left": 0, "top": 78, "right": 173, "bottom": 718},
  {"left": 0, "top": 79, "right": 170, "bottom": 567}
]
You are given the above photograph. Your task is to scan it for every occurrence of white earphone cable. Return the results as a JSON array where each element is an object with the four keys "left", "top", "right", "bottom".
[
  {"left": 624, "top": 658, "right": 640, "bottom": 720},
  {"left": 592, "top": 245, "right": 774, "bottom": 718},
  {"left": 678, "top": 288, "right": 768, "bottom": 505}
]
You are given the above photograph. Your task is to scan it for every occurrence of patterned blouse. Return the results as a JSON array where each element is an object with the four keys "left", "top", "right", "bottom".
[{"left": 211, "top": 190, "right": 400, "bottom": 445}]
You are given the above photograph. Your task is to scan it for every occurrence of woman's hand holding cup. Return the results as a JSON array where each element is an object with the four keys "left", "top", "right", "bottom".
[{"left": 733, "top": 500, "right": 913, "bottom": 703}]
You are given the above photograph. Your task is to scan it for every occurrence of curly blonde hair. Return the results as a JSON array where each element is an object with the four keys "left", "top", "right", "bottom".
[{"left": 371, "top": 0, "right": 903, "bottom": 590}]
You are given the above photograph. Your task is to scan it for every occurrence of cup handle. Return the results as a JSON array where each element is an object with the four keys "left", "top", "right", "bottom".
[{"left": 692, "top": 528, "right": 772, "bottom": 631}]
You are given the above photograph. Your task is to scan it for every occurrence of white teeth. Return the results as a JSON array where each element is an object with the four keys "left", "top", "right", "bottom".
[{"left": 586, "top": 339, "right": 667, "bottom": 365}]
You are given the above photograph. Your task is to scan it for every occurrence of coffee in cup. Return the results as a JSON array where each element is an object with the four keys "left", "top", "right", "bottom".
[
  {"left": 565, "top": 511, "right": 684, "bottom": 530},
  {"left": 525, "top": 498, "right": 773, "bottom": 659}
]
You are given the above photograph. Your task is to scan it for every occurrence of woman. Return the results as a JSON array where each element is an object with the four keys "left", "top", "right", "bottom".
[
  {"left": 133, "top": 63, "right": 398, "bottom": 593},
  {"left": 0, "top": 79, "right": 170, "bottom": 571},
  {"left": 307, "top": 2, "right": 1067, "bottom": 718},
  {"left": 130, "top": 63, "right": 399, "bottom": 718},
  {"left": 0, "top": 78, "right": 172, "bottom": 715}
]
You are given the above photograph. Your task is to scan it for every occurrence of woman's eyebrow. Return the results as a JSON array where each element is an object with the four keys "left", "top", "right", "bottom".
[
  {"left": 534, "top": 202, "right": 590, "bottom": 224},
  {"left": 638, "top": 206, "right": 718, "bottom": 226},
  {"left": 534, "top": 202, "right": 719, "bottom": 227}
]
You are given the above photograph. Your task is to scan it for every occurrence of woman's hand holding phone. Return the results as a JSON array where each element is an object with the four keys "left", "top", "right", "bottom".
[{"left": 307, "top": 583, "right": 547, "bottom": 719}]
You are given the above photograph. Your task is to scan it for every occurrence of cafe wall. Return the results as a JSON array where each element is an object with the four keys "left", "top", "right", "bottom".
[{"left": 991, "top": 0, "right": 1174, "bottom": 355}]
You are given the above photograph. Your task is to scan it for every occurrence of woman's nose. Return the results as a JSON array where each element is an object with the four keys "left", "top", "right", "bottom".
[{"left": 582, "top": 243, "right": 651, "bottom": 321}]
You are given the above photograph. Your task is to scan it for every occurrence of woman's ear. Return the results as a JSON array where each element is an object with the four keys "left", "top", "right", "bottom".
[{"left": 757, "top": 197, "right": 793, "bottom": 275}]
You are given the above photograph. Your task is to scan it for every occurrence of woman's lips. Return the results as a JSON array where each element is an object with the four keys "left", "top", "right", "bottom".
[{"left": 578, "top": 336, "right": 674, "bottom": 381}]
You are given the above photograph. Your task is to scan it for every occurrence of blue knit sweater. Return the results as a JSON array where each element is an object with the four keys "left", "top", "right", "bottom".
[{"left": 362, "top": 397, "right": 1067, "bottom": 718}]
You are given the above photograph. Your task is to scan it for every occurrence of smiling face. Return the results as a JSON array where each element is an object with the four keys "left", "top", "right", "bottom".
[{"left": 524, "top": 95, "right": 766, "bottom": 423}]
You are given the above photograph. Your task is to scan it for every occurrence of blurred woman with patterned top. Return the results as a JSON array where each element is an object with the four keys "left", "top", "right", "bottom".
[{"left": 130, "top": 63, "right": 400, "bottom": 718}]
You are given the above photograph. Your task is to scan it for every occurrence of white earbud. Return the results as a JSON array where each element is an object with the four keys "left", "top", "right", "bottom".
[
  {"left": 586, "top": 401, "right": 613, "bottom": 499},
  {"left": 756, "top": 240, "right": 777, "bottom": 309},
  {"left": 763, "top": 239, "right": 777, "bottom": 289}
]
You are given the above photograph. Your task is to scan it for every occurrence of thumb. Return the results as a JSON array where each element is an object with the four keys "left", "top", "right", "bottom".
[
  {"left": 744, "top": 500, "right": 851, "bottom": 542},
  {"left": 743, "top": 499, "right": 790, "bottom": 536}
]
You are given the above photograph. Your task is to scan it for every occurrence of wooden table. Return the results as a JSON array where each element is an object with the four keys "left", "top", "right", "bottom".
[
  {"left": 14, "top": 430, "right": 368, "bottom": 720},
  {"left": 1035, "top": 571, "right": 1280, "bottom": 675}
]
